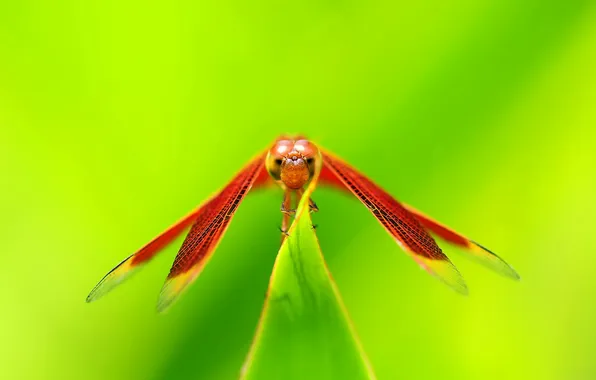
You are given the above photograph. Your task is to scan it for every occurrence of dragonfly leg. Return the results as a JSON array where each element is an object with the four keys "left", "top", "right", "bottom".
[
  {"left": 280, "top": 189, "right": 293, "bottom": 243},
  {"left": 309, "top": 198, "right": 319, "bottom": 213},
  {"left": 280, "top": 187, "right": 318, "bottom": 244},
  {"left": 296, "top": 188, "right": 319, "bottom": 213},
  {"left": 280, "top": 190, "right": 296, "bottom": 215}
]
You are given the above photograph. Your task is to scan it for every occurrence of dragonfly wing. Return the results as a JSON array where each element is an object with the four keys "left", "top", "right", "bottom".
[
  {"left": 321, "top": 149, "right": 468, "bottom": 294},
  {"left": 402, "top": 205, "right": 520, "bottom": 280},
  {"left": 319, "top": 155, "right": 519, "bottom": 281},
  {"left": 157, "top": 154, "right": 266, "bottom": 312},
  {"left": 86, "top": 207, "right": 204, "bottom": 302},
  {"left": 252, "top": 165, "right": 275, "bottom": 189},
  {"left": 319, "top": 164, "right": 347, "bottom": 189},
  {"left": 87, "top": 152, "right": 267, "bottom": 305}
]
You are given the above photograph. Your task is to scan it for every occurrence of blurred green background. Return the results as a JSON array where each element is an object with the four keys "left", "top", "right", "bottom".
[{"left": 1, "top": 0, "right": 595, "bottom": 379}]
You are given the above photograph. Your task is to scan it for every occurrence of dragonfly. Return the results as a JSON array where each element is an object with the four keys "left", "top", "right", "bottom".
[{"left": 87, "top": 136, "right": 519, "bottom": 312}]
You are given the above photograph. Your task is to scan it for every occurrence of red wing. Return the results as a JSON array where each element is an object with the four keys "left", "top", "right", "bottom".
[
  {"left": 319, "top": 154, "right": 519, "bottom": 281},
  {"left": 321, "top": 149, "right": 468, "bottom": 294},
  {"left": 157, "top": 154, "right": 265, "bottom": 312},
  {"left": 86, "top": 206, "right": 204, "bottom": 302},
  {"left": 253, "top": 165, "right": 275, "bottom": 189},
  {"left": 402, "top": 205, "right": 520, "bottom": 280},
  {"left": 87, "top": 152, "right": 266, "bottom": 305},
  {"left": 319, "top": 164, "right": 347, "bottom": 189}
]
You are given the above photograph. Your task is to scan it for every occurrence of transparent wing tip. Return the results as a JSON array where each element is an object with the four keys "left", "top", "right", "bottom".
[
  {"left": 86, "top": 255, "right": 139, "bottom": 303},
  {"left": 156, "top": 270, "right": 199, "bottom": 313},
  {"left": 415, "top": 256, "right": 469, "bottom": 295},
  {"left": 469, "top": 241, "right": 521, "bottom": 281}
]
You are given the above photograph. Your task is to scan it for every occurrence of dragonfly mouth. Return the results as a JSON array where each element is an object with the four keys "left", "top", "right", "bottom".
[
  {"left": 286, "top": 154, "right": 303, "bottom": 162},
  {"left": 283, "top": 157, "right": 305, "bottom": 167}
]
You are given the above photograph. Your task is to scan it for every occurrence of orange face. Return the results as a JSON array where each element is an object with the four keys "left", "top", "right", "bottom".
[{"left": 266, "top": 138, "right": 321, "bottom": 189}]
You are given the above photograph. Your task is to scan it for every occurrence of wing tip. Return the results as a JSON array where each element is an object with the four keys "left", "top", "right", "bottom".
[
  {"left": 450, "top": 276, "right": 470, "bottom": 296},
  {"left": 85, "top": 293, "right": 97, "bottom": 303},
  {"left": 156, "top": 298, "right": 173, "bottom": 314},
  {"left": 441, "top": 262, "right": 469, "bottom": 296},
  {"left": 156, "top": 271, "right": 197, "bottom": 313},
  {"left": 470, "top": 241, "right": 521, "bottom": 281},
  {"left": 86, "top": 286, "right": 100, "bottom": 303},
  {"left": 85, "top": 255, "right": 139, "bottom": 303},
  {"left": 414, "top": 255, "right": 469, "bottom": 295},
  {"left": 156, "top": 280, "right": 178, "bottom": 313},
  {"left": 86, "top": 285, "right": 107, "bottom": 303}
]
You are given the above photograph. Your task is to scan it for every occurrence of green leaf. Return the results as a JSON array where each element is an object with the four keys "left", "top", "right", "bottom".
[{"left": 241, "top": 180, "right": 376, "bottom": 380}]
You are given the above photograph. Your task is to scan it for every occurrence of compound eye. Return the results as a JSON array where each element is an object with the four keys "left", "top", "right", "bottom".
[
  {"left": 266, "top": 151, "right": 283, "bottom": 181},
  {"left": 305, "top": 155, "right": 318, "bottom": 178},
  {"left": 294, "top": 140, "right": 320, "bottom": 179},
  {"left": 266, "top": 140, "right": 294, "bottom": 180},
  {"left": 295, "top": 140, "right": 318, "bottom": 158}
]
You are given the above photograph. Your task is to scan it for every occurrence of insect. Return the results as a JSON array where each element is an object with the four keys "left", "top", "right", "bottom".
[{"left": 87, "top": 136, "right": 519, "bottom": 312}]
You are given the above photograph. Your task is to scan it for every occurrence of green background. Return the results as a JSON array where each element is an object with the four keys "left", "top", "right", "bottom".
[{"left": 1, "top": 0, "right": 595, "bottom": 379}]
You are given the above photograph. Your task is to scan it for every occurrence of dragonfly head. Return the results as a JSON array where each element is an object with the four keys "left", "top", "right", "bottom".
[{"left": 266, "top": 138, "right": 320, "bottom": 189}]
